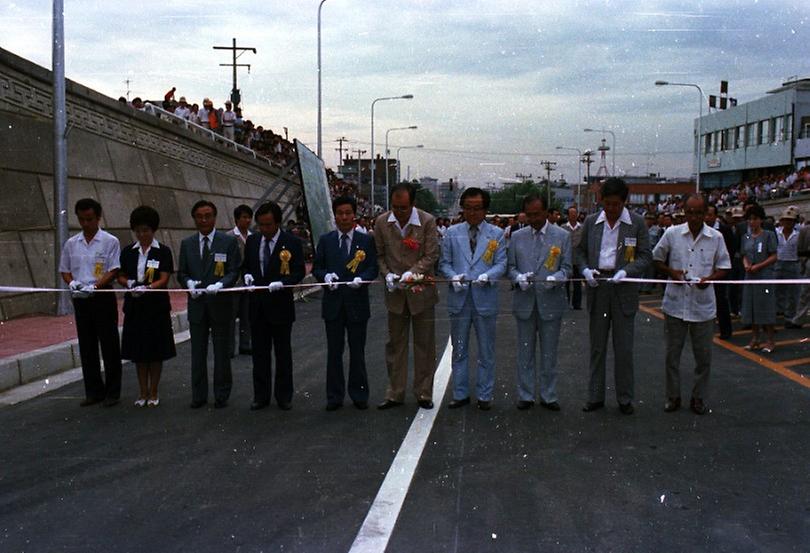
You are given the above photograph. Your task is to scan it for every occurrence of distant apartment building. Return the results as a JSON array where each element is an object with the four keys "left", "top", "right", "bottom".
[
  {"left": 696, "top": 78, "right": 810, "bottom": 188},
  {"left": 338, "top": 154, "right": 397, "bottom": 206}
]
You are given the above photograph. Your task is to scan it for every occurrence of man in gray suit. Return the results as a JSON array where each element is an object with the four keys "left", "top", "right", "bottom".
[
  {"left": 177, "top": 200, "right": 241, "bottom": 409},
  {"left": 508, "top": 194, "right": 572, "bottom": 411},
  {"left": 576, "top": 178, "right": 651, "bottom": 414}
]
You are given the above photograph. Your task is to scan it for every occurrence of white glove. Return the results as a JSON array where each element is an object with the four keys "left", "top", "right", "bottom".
[
  {"left": 268, "top": 281, "right": 284, "bottom": 292},
  {"left": 131, "top": 285, "right": 147, "bottom": 298},
  {"left": 582, "top": 268, "right": 600, "bottom": 288},
  {"left": 69, "top": 280, "right": 83, "bottom": 291},
  {"left": 686, "top": 275, "right": 701, "bottom": 286},
  {"left": 610, "top": 269, "right": 627, "bottom": 283},
  {"left": 187, "top": 280, "right": 204, "bottom": 299},
  {"left": 474, "top": 273, "right": 489, "bottom": 286},
  {"left": 78, "top": 283, "right": 95, "bottom": 298},
  {"left": 324, "top": 272, "right": 340, "bottom": 291},
  {"left": 451, "top": 274, "right": 467, "bottom": 293},
  {"left": 243, "top": 274, "right": 255, "bottom": 287},
  {"left": 205, "top": 282, "right": 224, "bottom": 295},
  {"left": 398, "top": 271, "right": 415, "bottom": 289},
  {"left": 126, "top": 279, "right": 137, "bottom": 290},
  {"left": 543, "top": 275, "right": 557, "bottom": 290},
  {"left": 347, "top": 277, "right": 362, "bottom": 289},
  {"left": 385, "top": 272, "right": 400, "bottom": 292},
  {"left": 516, "top": 272, "right": 532, "bottom": 291}
]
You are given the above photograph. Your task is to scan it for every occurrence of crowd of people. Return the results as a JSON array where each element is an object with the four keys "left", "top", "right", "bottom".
[{"left": 57, "top": 177, "right": 810, "bottom": 417}]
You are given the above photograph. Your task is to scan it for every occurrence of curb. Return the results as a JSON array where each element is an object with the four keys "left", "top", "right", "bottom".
[{"left": 0, "top": 283, "right": 322, "bottom": 403}]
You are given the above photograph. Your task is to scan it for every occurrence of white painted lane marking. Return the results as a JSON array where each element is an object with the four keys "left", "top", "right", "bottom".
[{"left": 348, "top": 337, "right": 453, "bottom": 553}]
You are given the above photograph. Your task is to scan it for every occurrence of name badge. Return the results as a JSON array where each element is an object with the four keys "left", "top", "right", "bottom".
[
  {"left": 93, "top": 254, "right": 105, "bottom": 278},
  {"left": 214, "top": 253, "right": 227, "bottom": 263},
  {"left": 624, "top": 237, "right": 637, "bottom": 247},
  {"left": 146, "top": 259, "right": 160, "bottom": 269},
  {"left": 757, "top": 242, "right": 762, "bottom": 254}
]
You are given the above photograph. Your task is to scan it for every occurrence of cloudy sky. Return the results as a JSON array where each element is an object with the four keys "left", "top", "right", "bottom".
[{"left": 2, "top": 0, "right": 808, "bottom": 186}]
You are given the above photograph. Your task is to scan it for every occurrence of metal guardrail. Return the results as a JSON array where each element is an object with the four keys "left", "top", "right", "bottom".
[{"left": 142, "top": 102, "right": 273, "bottom": 166}]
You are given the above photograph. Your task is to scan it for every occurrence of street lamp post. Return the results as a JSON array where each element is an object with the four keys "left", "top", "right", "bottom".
[
  {"left": 316, "top": 0, "right": 328, "bottom": 159},
  {"left": 556, "top": 146, "right": 582, "bottom": 207},
  {"left": 385, "top": 125, "right": 417, "bottom": 209},
  {"left": 371, "top": 94, "right": 413, "bottom": 208},
  {"left": 396, "top": 144, "right": 424, "bottom": 186},
  {"left": 655, "top": 80, "right": 704, "bottom": 193},
  {"left": 583, "top": 128, "right": 616, "bottom": 175}
]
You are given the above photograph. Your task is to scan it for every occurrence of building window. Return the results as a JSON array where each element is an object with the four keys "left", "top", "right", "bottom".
[
  {"left": 704, "top": 133, "right": 712, "bottom": 154},
  {"left": 759, "top": 120, "right": 769, "bottom": 145},
  {"left": 769, "top": 118, "right": 777, "bottom": 144},
  {"left": 713, "top": 131, "right": 720, "bottom": 153},
  {"left": 747, "top": 122, "right": 756, "bottom": 147},
  {"left": 734, "top": 126, "right": 744, "bottom": 149},
  {"left": 785, "top": 114, "right": 793, "bottom": 141}
]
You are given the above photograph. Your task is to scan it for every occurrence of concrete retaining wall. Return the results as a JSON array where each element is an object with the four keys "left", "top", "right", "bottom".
[{"left": 0, "top": 47, "right": 303, "bottom": 320}]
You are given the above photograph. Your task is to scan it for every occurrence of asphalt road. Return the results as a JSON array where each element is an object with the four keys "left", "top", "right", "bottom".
[{"left": 1, "top": 286, "right": 809, "bottom": 552}]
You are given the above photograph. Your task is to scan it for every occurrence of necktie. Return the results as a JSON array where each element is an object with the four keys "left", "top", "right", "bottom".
[
  {"left": 341, "top": 234, "right": 350, "bottom": 259},
  {"left": 469, "top": 225, "right": 478, "bottom": 254},
  {"left": 263, "top": 238, "right": 272, "bottom": 277},
  {"left": 202, "top": 236, "right": 211, "bottom": 264}
]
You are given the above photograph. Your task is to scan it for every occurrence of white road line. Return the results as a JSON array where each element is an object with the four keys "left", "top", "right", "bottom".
[{"left": 348, "top": 337, "right": 453, "bottom": 553}]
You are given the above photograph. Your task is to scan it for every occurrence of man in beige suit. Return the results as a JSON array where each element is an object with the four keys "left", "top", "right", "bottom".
[{"left": 374, "top": 183, "right": 440, "bottom": 410}]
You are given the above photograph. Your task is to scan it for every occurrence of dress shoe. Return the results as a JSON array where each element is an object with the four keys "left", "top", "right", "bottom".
[
  {"left": 664, "top": 397, "right": 681, "bottom": 412},
  {"left": 516, "top": 400, "right": 534, "bottom": 410},
  {"left": 250, "top": 401, "right": 269, "bottom": 411},
  {"left": 447, "top": 397, "right": 470, "bottom": 409},
  {"left": 540, "top": 401, "right": 560, "bottom": 411},
  {"left": 102, "top": 397, "right": 120, "bottom": 407},
  {"left": 325, "top": 402, "right": 343, "bottom": 411},
  {"left": 147, "top": 398, "right": 160, "bottom": 407},
  {"left": 80, "top": 397, "right": 103, "bottom": 407},
  {"left": 190, "top": 400, "right": 207, "bottom": 409},
  {"left": 785, "top": 322, "right": 802, "bottom": 329},
  {"left": 134, "top": 398, "right": 147, "bottom": 408},
  {"left": 690, "top": 397, "right": 707, "bottom": 415},
  {"left": 277, "top": 402, "right": 292, "bottom": 411},
  {"left": 377, "top": 399, "right": 403, "bottom": 410},
  {"left": 477, "top": 400, "right": 492, "bottom": 411},
  {"left": 214, "top": 399, "right": 228, "bottom": 409},
  {"left": 619, "top": 402, "right": 635, "bottom": 415},
  {"left": 353, "top": 401, "right": 369, "bottom": 410},
  {"left": 418, "top": 399, "right": 434, "bottom": 409},
  {"left": 582, "top": 401, "right": 605, "bottom": 412}
]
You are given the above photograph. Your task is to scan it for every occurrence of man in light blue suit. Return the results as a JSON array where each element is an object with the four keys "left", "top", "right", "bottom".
[
  {"left": 507, "top": 194, "right": 572, "bottom": 411},
  {"left": 438, "top": 187, "right": 507, "bottom": 410}
]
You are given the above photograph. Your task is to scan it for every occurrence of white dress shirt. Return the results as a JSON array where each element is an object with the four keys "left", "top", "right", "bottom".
[
  {"left": 653, "top": 223, "right": 732, "bottom": 322},
  {"left": 596, "top": 207, "right": 632, "bottom": 270},
  {"left": 231, "top": 226, "right": 252, "bottom": 246},
  {"left": 388, "top": 208, "right": 421, "bottom": 237},
  {"left": 260, "top": 229, "right": 281, "bottom": 276},
  {"left": 134, "top": 239, "right": 160, "bottom": 282},
  {"left": 58, "top": 229, "right": 121, "bottom": 285},
  {"left": 199, "top": 230, "right": 216, "bottom": 257},
  {"left": 337, "top": 228, "right": 355, "bottom": 252},
  {"left": 777, "top": 228, "right": 799, "bottom": 261}
]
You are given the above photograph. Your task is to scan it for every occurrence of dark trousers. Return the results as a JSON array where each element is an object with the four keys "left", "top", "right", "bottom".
[
  {"left": 714, "top": 283, "right": 732, "bottom": 337},
  {"left": 729, "top": 258, "right": 744, "bottom": 314},
  {"left": 566, "top": 265, "right": 582, "bottom": 308},
  {"left": 325, "top": 311, "right": 369, "bottom": 405},
  {"left": 73, "top": 294, "right": 122, "bottom": 400},
  {"left": 189, "top": 307, "right": 232, "bottom": 404},
  {"left": 230, "top": 291, "right": 251, "bottom": 356},
  {"left": 251, "top": 320, "right": 293, "bottom": 405}
]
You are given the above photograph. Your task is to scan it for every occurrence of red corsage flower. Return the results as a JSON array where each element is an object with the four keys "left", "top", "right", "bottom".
[{"left": 402, "top": 237, "right": 420, "bottom": 250}]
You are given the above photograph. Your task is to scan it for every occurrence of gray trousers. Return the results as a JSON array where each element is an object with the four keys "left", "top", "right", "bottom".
[
  {"left": 775, "top": 260, "right": 801, "bottom": 320},
  {"left": 515, "top": 308, "right": 562, "bottom": 403},
  {"left": 230, "top": 291, "right": 251, "bottom": 355},
  {"left": 792, "top": 261, "right": 810, "bottom": 324},
  {"left": 664, "top": 314, "right": 713, "bottom": 400},
  {"left": 587, "top": 283, "right": 636, "bottom": 405}
]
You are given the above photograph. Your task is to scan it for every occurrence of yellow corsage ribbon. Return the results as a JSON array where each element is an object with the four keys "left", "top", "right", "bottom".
[
  {"left": 482, "top": 239, "right": 499, "bottom": 264},
  {"left": 279, "top": 248, "right": 292, "bottom": 275},
  {"left": 624, "top": 245, "right": 635, "bottom": 263},
  {"left": 346, "top": 249, "right": 366, "bottom": 273},
  {"left": 93, "top": 262, "right": 104, "bottom": 279},
  {"left": 544, "top": 246, "right": 561, "bottom": 271},
  {"left": 144, "top": 267, "right": 155, "bottom": 284},
  {"left": 214, "top": 261, "right": 225, "bottom": 277}
]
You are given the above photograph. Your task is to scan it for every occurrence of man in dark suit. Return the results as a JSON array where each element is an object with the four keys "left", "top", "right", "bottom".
[
  {"left": 576, "top": 178, "right": 651, "bottom": 415},
  {"left": 312, "top": 196, "right": 379, "bottom": 411},
  {"left": 177, "top": 200, "right": 241, "bottom": 409},
  {"left": 242, "top": 201, "right": 305, "bottom": 411}
]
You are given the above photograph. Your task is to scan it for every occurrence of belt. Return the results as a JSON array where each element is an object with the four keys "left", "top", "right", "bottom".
[{"left": 597, "top": 268, "right": 618, "bottom": 277}]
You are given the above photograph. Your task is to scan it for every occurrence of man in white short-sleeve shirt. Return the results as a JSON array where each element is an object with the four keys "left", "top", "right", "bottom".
[
  {"left": 58, "top": 198, "right": 122, "bottom": 407},
  {"left": 653, "top": 194, "right": 731, "bottom": 415}
]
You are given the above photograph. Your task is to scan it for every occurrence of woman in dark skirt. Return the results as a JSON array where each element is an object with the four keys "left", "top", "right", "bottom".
[{"left": 117, "top": 206, "right": 177, "bottom": 407}]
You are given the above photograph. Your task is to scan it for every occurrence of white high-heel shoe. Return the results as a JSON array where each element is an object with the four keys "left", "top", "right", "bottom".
[
  {"left": 147, "top": 398, "right": 160, "bottom": 407},
  {"left": 134, "top": 398, "right": 147, "bottom": 407}
]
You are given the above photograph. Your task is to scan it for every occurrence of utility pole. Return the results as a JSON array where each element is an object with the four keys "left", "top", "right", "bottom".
[
  {"left": 352, "top": 148, "right": 367, "bottom": 206},
  {"left": 334, "top": 136, "right": 349, "bottom": 167},
  {"left": 539, "top": 160, "right": 556, "bottom": 208},
  {"left": 53, "top": 0, "right": 70, "bottom": 316},
  {"left": 213, "top": 38, "right": 256, "bottom": 109},
  {"left": 515, "top": 172, "right": 532, "bottom": 183},
  {"left": 581, "top": 150, "right": 594, "bottom": 211},
  {"left": 123, "top": 78, "right": 132, "bottom": 101}
]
